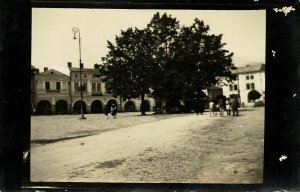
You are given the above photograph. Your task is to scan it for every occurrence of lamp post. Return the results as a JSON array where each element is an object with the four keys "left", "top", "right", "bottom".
[
  {"left": 237, "top": 75, "right": 241, "bottom": 105},
  {"left": 72, "top": 27, "right": 86, "bottom": 119}
]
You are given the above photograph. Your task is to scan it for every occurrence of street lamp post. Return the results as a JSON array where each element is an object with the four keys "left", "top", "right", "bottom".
[
  {"left": 72, "top": 27, "right": 86, "bottom": 119},
  {"left": 237, "top": 75, "right": 241, "bottom": 105}
]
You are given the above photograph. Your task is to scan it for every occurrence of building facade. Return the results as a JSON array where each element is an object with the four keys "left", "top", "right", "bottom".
[
  {"left": 33, "top": 64, "right": 155, "bottom": 115},
  {"left": 222, "top": 64, "right": 265, "bottom": 106},
  {"left": 35, "top": 67, "right": 70, "bottom": 115},
  {"left": 33, "top": 64, "right": 265, "bottom": 115}
]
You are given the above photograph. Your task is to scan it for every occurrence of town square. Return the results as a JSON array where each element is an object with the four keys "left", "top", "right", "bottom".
[
  {"left": 30, "top": 8, "right": 266, "bottom": 183},
  {"left": 31, "top": 107, "right": 264, "bottom": 183}
]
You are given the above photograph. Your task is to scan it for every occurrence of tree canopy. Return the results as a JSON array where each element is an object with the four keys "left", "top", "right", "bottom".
[
  {"left": 248, "top": 90, "right": 262, "bottom": 102},
  {"left": 97, "top": 12, "right": 236, "bottom": 114}
]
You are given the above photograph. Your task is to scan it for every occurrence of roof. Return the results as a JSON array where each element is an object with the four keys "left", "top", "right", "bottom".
[
  {"left": 37, "top": 69, "right": 69, "bottom": 77},
  {"left": 69, "top": 67, "right": 97, "bottom": 73},
  {"left": 232, "top": 64, "right": 265, "bottom": 74},
  {"left": 69, "top": 67, "right": 103, "bottom": 77}
]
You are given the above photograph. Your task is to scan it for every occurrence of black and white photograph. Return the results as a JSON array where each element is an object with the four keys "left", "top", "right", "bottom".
[{"left": 29, "top": 8, "right": 266, "bottom": 183}]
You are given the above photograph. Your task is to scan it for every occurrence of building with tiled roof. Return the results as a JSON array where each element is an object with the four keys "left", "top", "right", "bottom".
[{"left": 232, "top": 64, "right": 265, "bottom": 74}]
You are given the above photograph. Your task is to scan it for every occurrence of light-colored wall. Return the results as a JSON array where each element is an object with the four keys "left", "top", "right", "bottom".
[
  {"left": 70, "top": 71, "right": 107, "bottom": 94},
  {"left": 221, "top": 71, "right": 265, "bottom": 106},
  {"left": 36, "top": 74, "right": 69, "bottom": 95}
]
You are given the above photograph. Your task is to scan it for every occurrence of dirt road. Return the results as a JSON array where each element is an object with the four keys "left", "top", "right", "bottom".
[{"left": 31, "top": 107, "right": 264, "bottom": 183}]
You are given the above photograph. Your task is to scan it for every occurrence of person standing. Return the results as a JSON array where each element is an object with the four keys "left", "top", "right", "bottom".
[
  {"left": 231, "top": 98, "right": 240, "bottom": 116},
  {"left": 209, "top": 100, "right": 215, "bottom": 117},
  {"left": 111, "top": 104, "right": 117, "bottom": 119},
  {"left": 218, "top": 98, "right": 225, "bottom": 117},
  {"left": 226, "top": 98, "right": 231, "bottom": 115}
]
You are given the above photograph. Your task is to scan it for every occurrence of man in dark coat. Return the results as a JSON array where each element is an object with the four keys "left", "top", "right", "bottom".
[
  {"left": 111, "top": 104, "right": 117, "bottom": 119},
  {"left": 231, "top": 98, "right": 240, "bottom": 116}
]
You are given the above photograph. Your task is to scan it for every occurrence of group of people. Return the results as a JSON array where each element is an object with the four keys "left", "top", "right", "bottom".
[
  {"left": 104, "top": 98, "right": 239, "bottom": 119},
  {"left": 209, "top": 98, "right": 240, "bottom": 117},
  {"left": 104, "top": 104, "right": 117, "bottom": 119}
]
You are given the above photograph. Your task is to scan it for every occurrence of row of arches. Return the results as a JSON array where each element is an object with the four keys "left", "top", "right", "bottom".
[{"left": 35, "top": 99, "right": 151, "bottom": 115}]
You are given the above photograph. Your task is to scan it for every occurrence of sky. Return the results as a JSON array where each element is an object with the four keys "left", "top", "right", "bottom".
[{"left": 32, "top": 8, "right": 266, "bottom": 75}]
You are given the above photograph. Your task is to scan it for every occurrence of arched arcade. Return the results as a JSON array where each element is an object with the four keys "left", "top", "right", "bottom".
[{"left": 37, "top": 100, "right": 51, "bottom": 115}]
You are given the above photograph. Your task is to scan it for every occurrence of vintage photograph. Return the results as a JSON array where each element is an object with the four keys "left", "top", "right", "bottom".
[{"left": 30, "top": 8, "right": 266, "bottom": 183}]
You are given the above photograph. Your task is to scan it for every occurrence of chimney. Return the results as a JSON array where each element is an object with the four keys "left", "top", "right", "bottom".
[
  {"left": 44, "top": 67, "right": 48, "bottom": 72},
  {"left": 80, "top": 63, "right": 84, "bottom": 69},
  {"left": 67, "top": 62, "right": 72, "bottom": 68}
]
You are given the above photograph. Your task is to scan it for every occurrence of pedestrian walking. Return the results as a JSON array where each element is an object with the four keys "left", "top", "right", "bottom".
[
  {"left": 111, "top": 104, "right": 117, "bottom": 119},
  {"left": 104, "top": 105, "right": 110, "bottom": 120},
  {"left": 209, "top": 100, "right": 215, "bottom": 117},
  {"left": 226, "top": 98, "right": 231, "bottom": 115}
]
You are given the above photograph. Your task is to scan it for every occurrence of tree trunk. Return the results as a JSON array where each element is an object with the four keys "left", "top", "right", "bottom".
[
  {"left": 140, "top": 93, "right": 146, "bottom": 116},
  {"left": 119, "top": 89, "right": 123, "bottom": 112},
  {"left": 119, "top": 95, "right": 123, "bottom": 112}
]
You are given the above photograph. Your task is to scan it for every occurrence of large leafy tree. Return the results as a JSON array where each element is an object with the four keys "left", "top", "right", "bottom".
[
  {"left": 99, "top": 27, "right": 156, "bottom": 115},
  {"left": 149, "top": 16, "right": 235, "bottom": 109},
  {"left": 98, "top": 12, "right": 235, "bottom": 114},
  {"left": 146, "top": 13, "right": 184, "bottom": 108},
  {"left": 173, "top": 19, "right": 235, "bottom": 94}
]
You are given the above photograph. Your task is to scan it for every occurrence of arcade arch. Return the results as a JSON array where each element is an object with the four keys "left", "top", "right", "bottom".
[
  {"left": 55, "top": 100, "right": 68, "bottom": 114},
  {"left": 91, "top": 100, "right": 103, "bottom": 113},
  {"left": 37, "top": 100, "right": 51, "bottom": 115},
  {"left": 73, "top": 100, "right": 87, "bottom": 114},
  {"left": 124, "top": 100, "right": 136, "bottom": 112},
  {"left": 106, "top": 99, "right": 118, "bottom": 108}
]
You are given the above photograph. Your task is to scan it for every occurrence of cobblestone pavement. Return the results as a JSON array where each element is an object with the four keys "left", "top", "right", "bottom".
[{"left": 31, "top": 107, "right": 264, "bottom": 183}]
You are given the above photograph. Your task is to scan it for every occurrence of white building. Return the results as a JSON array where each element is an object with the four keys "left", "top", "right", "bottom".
[{"left": 222, "top": 64, "right": 265, "bottom": 107}]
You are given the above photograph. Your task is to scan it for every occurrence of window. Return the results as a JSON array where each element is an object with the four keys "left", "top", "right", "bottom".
[
  {"left": 56, "top": 82, "right": 61, "bottom": 90},
  {"left": 97, "top": 83, "right": 101, "bottom": 92},
  {"left": 246, "top": 83, "right": 250, "bottom": 90},
  {"left": 45, "top": 82, "right": 50, "bottom": 90},
  {"left": 251, "top": 83, "right": 255, "bottom": 89},
  {"left": 74, "top": 82, "right": 79, "bottom": 92},
  {"left": 83, "top": 75, "right": 87, "bottom": 78},
  {"left": 92, "top": 83, "right": 96, "bottom": 92},
  {"left": 229, "top": 84, "right": 233, "bottom": 91},
  {"left": 83, "top": 83, "right": 87, "bottom": 92},
  {"left": 234, "top": 85, "right": 238, "bottom": 91},
  {"left": 246, "top": 75, "right": 249, "bottom": 80},
  {"left": 250, "top": 75, "right": 254, "bottom": 79},
  {"left": 75, "top": 75, "right": 78, "bottom": 78}
]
